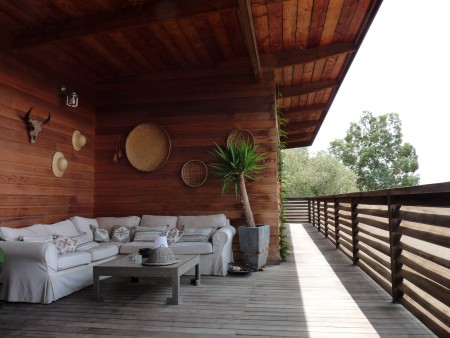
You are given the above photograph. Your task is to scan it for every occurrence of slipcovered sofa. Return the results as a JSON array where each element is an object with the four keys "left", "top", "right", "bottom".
[{"left": 0, "top": 214, "right": 235, "bottom": 304}]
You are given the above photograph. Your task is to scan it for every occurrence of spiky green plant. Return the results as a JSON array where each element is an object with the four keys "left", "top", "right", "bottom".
[{"left": 210, "top": 141, "right": 267, "bottom": 227}]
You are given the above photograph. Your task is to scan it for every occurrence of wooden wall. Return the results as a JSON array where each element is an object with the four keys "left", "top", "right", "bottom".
[
  {"left": 95, "top": 57, "right": 281, "bottom": 262},
  {"left": 0, "top": 46, "right": 96, "bottom": 227}
]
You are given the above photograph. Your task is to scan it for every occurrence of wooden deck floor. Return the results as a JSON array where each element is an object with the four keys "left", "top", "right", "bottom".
[{"left": 0, "top": 223, "right": 436, "bottom": 337}]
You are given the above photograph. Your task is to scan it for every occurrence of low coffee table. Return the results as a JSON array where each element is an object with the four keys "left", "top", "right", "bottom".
[{"left": 93, "top": 254, "right": 200, "bottom": 304}]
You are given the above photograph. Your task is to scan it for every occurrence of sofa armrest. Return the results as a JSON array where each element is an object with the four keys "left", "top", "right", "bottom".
[
  {"left": 210, "top": 225, "right": 236, "bottom": 276},
  {"left": 0, "top": 241, "right": 59, "bottom": 303}
]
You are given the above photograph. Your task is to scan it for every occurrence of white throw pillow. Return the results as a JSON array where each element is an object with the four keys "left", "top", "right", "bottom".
[
  {"left": 97, "top": 216, "right": 141, "bottom": 235},
  {"left": 133, "top": 227, "right": 166, "bottom": 242},
  {"left": 70, "top": 216, "right": 99, "bottom": 241},
  {"left": 140, "top": 215, "right": 178, "bottom": 230},
  {"left": 176, "top": 214, "right": 226, "bottom": 230},
  {"left": 0, "top": 224, "right": 49, "bottom": 241},
  {"left": 70, "top": 232, "right": 99, "bottom": 251},
  {"left": 20, "top": 235, "right": 54, "bottom": 243},
  {"left": 178, "top": 228, "right": 213, "bottom": 242},
  {"left": 44, "top": 220, "right": 79, "bottom": 237}
]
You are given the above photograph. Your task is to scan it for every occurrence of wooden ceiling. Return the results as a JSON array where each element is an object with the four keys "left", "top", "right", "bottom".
[{"left": 0, "top": 0, "right": 383, "bottom": 148}]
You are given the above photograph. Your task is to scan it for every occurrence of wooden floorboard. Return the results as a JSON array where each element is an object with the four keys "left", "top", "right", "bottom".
[{"left": 0, "top": 223, "right": 436, "bottom": 337}]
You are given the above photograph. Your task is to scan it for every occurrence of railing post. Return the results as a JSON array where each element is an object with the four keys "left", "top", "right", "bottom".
[
  {"left": 324, "top": 200, "right": 328, "bottom": 238},
  {"left": 317, "top": 200, "right": 321, "bottom": 232},
  {"left": 311, "top": 200, "right": 315, "bottom": 227},
  {"left": 351, "top": 199, "right": 359, "bottom": 265},
  {"left": 388, "top": 196, "right": 404, "bottom": 303},
  {"left": 334, "top": 198, "right": 340, "bottom": 249},
  {"left": 308, "top": 199, "right": 311, "bottom": 223}
]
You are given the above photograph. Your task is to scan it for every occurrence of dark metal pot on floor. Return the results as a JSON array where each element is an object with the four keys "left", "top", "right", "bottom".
[{"left": 238, "top": 224, "right": 270, "bottom": 270}]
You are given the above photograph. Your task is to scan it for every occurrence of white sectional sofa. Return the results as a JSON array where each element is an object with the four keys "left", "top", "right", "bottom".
[{"left": 0, "top": 214, "right": 235, "bottom": 304}]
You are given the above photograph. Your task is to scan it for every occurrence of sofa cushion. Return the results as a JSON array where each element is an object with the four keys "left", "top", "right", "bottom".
[
  {"left": 140, "top": 215, "right": 177, "bottom": 230},
  {"left": 20, "top": 235, "right": 54, "bottom": 243},
  {"left": 91, "top": 225, "right": 110, "bottom": 242},
  {"left": 70, "top": 216, "right": 99, "bottom": 241},
  {"left": 166, "top": 228, "right": 183, "bottom": 244},
  {"left": 0, "top": 224, "right": 49, "bottom": 241},
  {"left": 178, "top": 228, "right": 213, "bottom": 242},
  {"left": 86, "top": 243, "right": 119, "bottom": 261},
  {"left": 177, "top": 214, "right": 226, "bottom": 230},
  {"left": 97, "top": 216, "right": 141, "bottom": 235},
  {"left": 70, "top": 232, "right": 99, "bottom": 251},
  {"left": 57, "top": 251, "right": 92, "bottom": 271},
  {"left": 133, "top": 226, "right": 166, "bottom": 242},
  {"left": 53, "top": 235, "right": 77, "bottom": 255},
  {"left": 170, "top": 242, "right": 213, "bottom": 255},
  {"left": 110, "top": 225, "right": 133, "bottom": 243},
  {"left": 44, "top": 220, "right": 79, "bottom": 237}
]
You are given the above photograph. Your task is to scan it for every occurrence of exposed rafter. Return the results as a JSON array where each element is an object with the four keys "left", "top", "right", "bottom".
[
  {"left": 284, "top": 120, "right": 320, "bottom": 132},
  {"left": 283, "top": 104, "right": 328, "bottom": 118},
  {"left": 280, "top": 80, "right": 338, "bottom": 98},
  {"left": 274, "top": 43, "right": 356, "bottom": 67},
  {"left": 13, "top": 0, "right": 238, "bottom": 48},
  {"left": 237, "top": 0, "right": 261, "bottom": 82}
]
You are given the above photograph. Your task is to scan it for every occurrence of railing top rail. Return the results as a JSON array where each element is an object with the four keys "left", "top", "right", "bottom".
[{"left": 304, "top": 181, "right": 450, "bottom": 200}]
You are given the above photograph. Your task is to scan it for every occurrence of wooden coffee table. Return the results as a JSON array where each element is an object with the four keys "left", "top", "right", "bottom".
[{"left": 93, "top": 254, "right": 200, "bottom": 304}]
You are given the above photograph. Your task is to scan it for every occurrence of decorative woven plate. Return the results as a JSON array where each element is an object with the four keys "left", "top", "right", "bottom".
[
  {"left": 227, "top": 129, "right": 255, "bottom": 148},
  {"left": 181, "top": 160, "right": 208, "bottom": 187},
  {"left": 125, "top": 123, "right": 171, "bottom": 172}
]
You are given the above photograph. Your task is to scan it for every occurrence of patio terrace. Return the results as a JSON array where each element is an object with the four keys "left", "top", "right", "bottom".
[{"left": 0, "top": 223, "right": 434, "bottom": 337}]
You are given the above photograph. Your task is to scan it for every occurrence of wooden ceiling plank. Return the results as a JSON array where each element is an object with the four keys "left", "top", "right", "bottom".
[
  {"left": 13, "top": 0, "right": 238, "bottom": 48},
  {"left": 251, "top": 2, "right": 270, "bottom": 53},
  {"left": 192, "top": 14, "right": 224, "bottom": 62},
  {"left": 284, "top": 104, "right": 328, "bottom": 116},
  {"left": 311, "top": 58, "right": 326, "bottom": 82},
  {"left": 162, "top": 20, "right": 200, "bottom": 65},
  {"left": 319, "top": 0, "right": 345, "bottom": 45},
  {"left": 266, "top": 0, "right": 283, "bottom": 53},
  {"left": 274, "top": 42, "right": 356, "bottom": 66},
  {"left": 222, "top": 10, "right": 248, "bottom": 58},
  {"left": 285, "top": 120, "right": 320, "bottom": 131},
  {"left": 208, "top": 12, "right": 234, "bottom": 59},
  {"left": 280, "top": 80, "right": 338, "bottom": 98},
  {"left": 332, "top": 0, "right": 359, "bottom": 43},
  {"left": 177, "top": 17, "right": 212, "bottom": 63},
  {"left": 307, "top": 0, "right": 329, "bottom": 47},
  {"left": 237, "top": 0, "right": 262, "bottom": 82},
  {"left": 282, "top": 0, "right": 298, "bottom": 50},
  {"left": 295, "top": 0, "right": 313, "bottom": 49}
]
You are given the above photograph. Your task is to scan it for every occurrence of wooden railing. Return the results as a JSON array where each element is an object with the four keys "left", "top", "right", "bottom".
[
  {"left": 303, "top": 182, "right": 450, "bottom": 337},
  {"left": 284, "top": 197, "right": 310, "bottom": 223}
]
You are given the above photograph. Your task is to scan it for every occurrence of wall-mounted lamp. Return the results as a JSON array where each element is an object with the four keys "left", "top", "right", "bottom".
[{"left": 61, "top": 85, "right": 79, "bottom": 107}]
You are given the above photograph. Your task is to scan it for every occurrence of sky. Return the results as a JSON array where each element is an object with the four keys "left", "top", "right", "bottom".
[{"left": 308, "top": 0, "right": 450, "bottom": 185}]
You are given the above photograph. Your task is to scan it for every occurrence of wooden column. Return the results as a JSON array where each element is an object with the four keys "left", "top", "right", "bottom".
[
  {"left": 312, "top": 201, "right": 316, "bottom": 227},
  {"left": 334, "top": 199, "right": 340, "bottom": 249},
  {"left": 308, "top": 199, "right": 311, "bottom": 223},
  {"left": 351, "top": 200, "right": 359, "bottom": 265},
  {"left": 324, "top": 200, "right": 328, "bottom": 238},
  {"left": 388, "top": 196, "right": 403, "bottom": 303},
  {"left": 317, "top": 201, "right": 321, "bottom": 232}
]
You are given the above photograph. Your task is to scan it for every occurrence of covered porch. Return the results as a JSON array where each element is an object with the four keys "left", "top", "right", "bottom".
[{"left": 0, "top": 223, "right": 433, "bottom": 337}]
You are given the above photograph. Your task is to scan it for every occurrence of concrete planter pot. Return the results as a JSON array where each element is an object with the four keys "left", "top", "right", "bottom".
[{"left": 238, "top": 224, "right": 270, "bottom": 269}]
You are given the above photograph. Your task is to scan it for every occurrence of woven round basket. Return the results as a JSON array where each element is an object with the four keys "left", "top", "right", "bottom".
[
  {"left": 181, "top": 160, "right": 208, "bottom": 187},
  {"left": 143, "top": 246, "right": 179, "bottom": 266},
  {"left": 125, "top": 123, "right": 171, "bottom": 172},
  {"left": 227, "top": 129, "right": 255, "bottom": 148}
]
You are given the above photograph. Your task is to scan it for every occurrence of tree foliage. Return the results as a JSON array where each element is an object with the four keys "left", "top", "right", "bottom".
[
  {"left": 282, "top": 148, "right": 358, "bottom": 197},
  {"left": 329, "top": 111, "right": 419, "bottom": 191}
]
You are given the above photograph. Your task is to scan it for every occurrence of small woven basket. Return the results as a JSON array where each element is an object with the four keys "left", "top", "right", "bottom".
[
  {"left": 227, "top": 129, "right": 255, "bottom": 148},
  {"left": 146, "top": 247, "right": 178, "bottom": 265},
  {"left": 181, "top": 160, "right": 208, "bottom": 187}
]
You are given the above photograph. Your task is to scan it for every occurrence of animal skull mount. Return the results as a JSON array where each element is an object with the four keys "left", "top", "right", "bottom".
[{"left": 23, "top": 107, "right": 51, "bottom": 143}]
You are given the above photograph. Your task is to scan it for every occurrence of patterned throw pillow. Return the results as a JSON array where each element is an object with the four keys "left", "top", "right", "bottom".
[
  {"left": 70, "top": 232, "right": 99, "bottom": 251},
  {"left": 53, "top": 235, "right": 77, "bottom": 255},
  {"left": 166, "top": 228, "right": 183, "bottom": 244},
  {"left": 110, "top": 225, "right": 133, "bottom": 243},
  {"left": 90, "top": 224, "right": 110, "bottom": 242},
  {"left": 178, "top": 228, "right": 213, "bottom": 242},
  {"left": 20, "top": 235, "right": 54, "bottom": 243},
  {"left": 133, "top": 227, "right": 165, "bottom": 242}
]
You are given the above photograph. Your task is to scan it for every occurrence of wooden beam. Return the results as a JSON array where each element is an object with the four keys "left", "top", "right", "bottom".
[
  {"left": 13, "top": 0, "right": 238, "bottom": 48},
  {"left": 283, "top": 104, "right": 328, "bottom": 117},
  {"left": 237, "top": 0, "right": 261, "bottom": 82},
  {"left": 280, "top": 80, "right": 338, "bottom": 98},
  {"left": 274, "top": 43, "right": 356, "bottom": 67},
  {"left": 284, "top": 120, "right": 320, "bottom": 132},
  {"left": 285, "top": 140, "right": 313, "bottom": 148},
  {"left": 284, "top": 130, "right": 314, "bottom": 141}
]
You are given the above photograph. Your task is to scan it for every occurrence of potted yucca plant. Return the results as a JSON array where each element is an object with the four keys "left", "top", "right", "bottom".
[{"left": 210, "top": 141, "right": 270, "bottom": 269}]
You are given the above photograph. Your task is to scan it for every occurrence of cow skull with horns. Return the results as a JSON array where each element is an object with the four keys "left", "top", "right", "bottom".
[{"left": 23, "top": 107, "right": 51, "bottom": 143}]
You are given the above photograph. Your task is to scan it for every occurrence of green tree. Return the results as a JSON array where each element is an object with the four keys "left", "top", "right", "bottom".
[
  {"left": 329, "top": 111, "right": 419, "bottom": 191},
  {"left": 282, "top": 148, "right": 357, "bottom": 196}
]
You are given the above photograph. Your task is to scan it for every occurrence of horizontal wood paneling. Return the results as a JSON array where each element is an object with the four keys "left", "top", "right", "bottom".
[
  {"left": 95, "top": 57, "right": 281, "bottom": 262},
  {"left": 0, "top": 47, "right": 96, "bottom": 228}
]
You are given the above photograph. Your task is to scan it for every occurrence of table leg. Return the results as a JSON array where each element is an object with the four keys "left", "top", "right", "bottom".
[
  {"left": 167, "top": 272, "right": 181, "bottom": 305},
  {"left": 93, "top": 272, "right": 103, "bottom": 301},
  {"left": 191, "top": 262, "right": 201, "bottom": 286}
]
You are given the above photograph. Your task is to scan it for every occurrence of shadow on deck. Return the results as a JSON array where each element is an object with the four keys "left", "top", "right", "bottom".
[{"left": 0, "top": 223, "right": 435, "bottom": 337}]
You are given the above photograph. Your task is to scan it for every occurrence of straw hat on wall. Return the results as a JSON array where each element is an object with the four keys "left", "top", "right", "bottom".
[
  {"left": 72, "top": 130, "right": 87, "bottom": 151},
  {"left": 52, "top": 151, "right": 68, "bottom": 177}
]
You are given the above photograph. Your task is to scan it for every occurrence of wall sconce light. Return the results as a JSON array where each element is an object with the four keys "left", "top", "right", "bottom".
[{"left": 61, "top": 85, "right": 79, "bottom": 107}]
